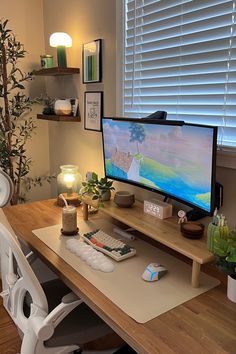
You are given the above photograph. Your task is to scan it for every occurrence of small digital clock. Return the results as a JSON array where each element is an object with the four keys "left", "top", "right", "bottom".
[{"left": 144, "top": 199, "right": 172, "bottom": 219}]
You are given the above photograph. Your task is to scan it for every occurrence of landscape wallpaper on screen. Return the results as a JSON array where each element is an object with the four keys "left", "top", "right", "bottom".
[{"left": 102, "top": 119, "right": 214, "bottom": 212}]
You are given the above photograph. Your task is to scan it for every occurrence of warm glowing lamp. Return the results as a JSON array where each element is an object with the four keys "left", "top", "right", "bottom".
[
  {"left": 49, "top": 32, "right": 72, "bottom": 68},
  {"left": 57, "top": 165, "right": 82, "bottom": 206}
]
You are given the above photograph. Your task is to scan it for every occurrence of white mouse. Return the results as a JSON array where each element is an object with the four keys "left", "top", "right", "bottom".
[{"left": 142, "top": 263, "right": 168, "bottom": 282}]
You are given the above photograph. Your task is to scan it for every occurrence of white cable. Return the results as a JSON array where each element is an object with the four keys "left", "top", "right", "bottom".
[{"left": 59, "top": 193, "right": 68, "bottom": 207}]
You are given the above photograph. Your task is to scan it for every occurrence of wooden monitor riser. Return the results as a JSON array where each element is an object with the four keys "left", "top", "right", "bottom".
[{"left": 82, "top": 197, "right": 214, "bottom": 288}]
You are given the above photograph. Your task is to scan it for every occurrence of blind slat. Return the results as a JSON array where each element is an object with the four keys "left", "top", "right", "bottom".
[{"left": 122, "top": 0, "right": 236, "bottom": 146}]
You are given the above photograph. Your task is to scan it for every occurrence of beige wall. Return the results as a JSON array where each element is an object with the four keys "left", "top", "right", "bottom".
[
  {"left": 42, "top": 0, "right": 116, "bottom": 196},
  {"left": 0, "top": 0, "right": 51, "bottom": 202},
  {"left": 216, "top": 166, "right": 236, "bottom": 228},
  {"left": 40, "top": 0, "right": 236, "bottom": 227}
]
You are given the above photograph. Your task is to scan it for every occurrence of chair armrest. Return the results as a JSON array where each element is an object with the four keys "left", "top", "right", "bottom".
[
  {"left": 36, "top": 292, "right": 83, "bottom": 340},
  {"left": 26, "top": 251, "right": 38, "bottom": 265},
  {"left": 62, "top": 291, "right": 79, "bottom": 303}
]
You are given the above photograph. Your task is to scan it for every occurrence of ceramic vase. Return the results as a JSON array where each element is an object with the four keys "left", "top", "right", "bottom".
[
  {"left": 227, "top": 275, "right": 236, "bottom": 303},
  {"left": 54, "top": 99, "right": 72, "bottom": 115}
]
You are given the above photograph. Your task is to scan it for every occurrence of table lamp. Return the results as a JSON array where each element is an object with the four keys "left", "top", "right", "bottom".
[
  {"left": 49, "top": 32, "right": 72, "bottom": 68},
  {"left": 57, "top": 165, "right": 82, "bottom": 206}
]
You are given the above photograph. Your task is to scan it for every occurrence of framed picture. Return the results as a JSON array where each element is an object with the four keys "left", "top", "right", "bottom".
[
  {"left": 84, "top": 91, "right": 103, "bottom": 131},
  {"left": 82, "top": 39, "right": 102, "bottom": 83}
]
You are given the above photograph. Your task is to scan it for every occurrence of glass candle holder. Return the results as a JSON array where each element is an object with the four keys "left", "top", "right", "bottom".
[
  {"left": 57, "top": 165, "right": 82, "bottom": 207},
  {"left": 61, "top": 205, "right": 78, "bottom": 236},
  {"left": 57, "top": 165, "right": 82, "bottom": 195}
]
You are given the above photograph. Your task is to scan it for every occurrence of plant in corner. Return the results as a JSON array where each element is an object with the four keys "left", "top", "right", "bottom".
[
  {"left": 80, "top": 172, "right": 115, "bottom": 205},
  {"left": 0, "top": 19, "right": 53, "bottom": 204},
  {"left": 213, "top": 230, "right": 236, "bottom": 302},
  {"left": 214, "top": 230, "right": 236, "bottom": 277}
]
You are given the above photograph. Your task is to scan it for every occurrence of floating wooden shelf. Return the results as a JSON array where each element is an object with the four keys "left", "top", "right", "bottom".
[
  {"left": 37, "top": 114, "right": 81, "bottom": 122},
  {"left": 34, "top": 67, "right": 80, "bottom": 76}
]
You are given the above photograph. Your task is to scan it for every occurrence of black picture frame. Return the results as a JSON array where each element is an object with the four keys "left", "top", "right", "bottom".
[
  {"left": 84, "top": 91, "right": 103, "bottom": 131},
  {"left": 82, "top": 39, "right": 102, "bottom": 83}
]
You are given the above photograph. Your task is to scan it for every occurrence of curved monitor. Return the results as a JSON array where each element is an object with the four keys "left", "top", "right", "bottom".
[{"left": 101, "top": 117, "right": 217, "bottom": 215}]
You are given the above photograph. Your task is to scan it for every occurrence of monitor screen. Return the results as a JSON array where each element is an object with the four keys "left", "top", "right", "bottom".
[{"left": 101, "top": 117, "right": 217, "bottom": 215}]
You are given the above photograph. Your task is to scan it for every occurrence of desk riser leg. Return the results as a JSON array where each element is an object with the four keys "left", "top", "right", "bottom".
[
  {"left": 83, "top": 202, "right": 89, "bottom": 221},
  {"left": 192, "top": 261, "right": 201, "bottom": 288}
]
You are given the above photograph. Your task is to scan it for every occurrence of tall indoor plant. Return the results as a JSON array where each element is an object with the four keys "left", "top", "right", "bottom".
[{"left": 0, "top": 19, "right": 51, "bottom": 204}]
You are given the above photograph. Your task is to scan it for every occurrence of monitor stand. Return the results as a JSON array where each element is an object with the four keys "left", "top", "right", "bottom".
[
  {"left": 145, "top": 110, "right": 167, "bottom": 120},
  {"left": 186, "top": 209, "right": 208, "bottom": 221}
]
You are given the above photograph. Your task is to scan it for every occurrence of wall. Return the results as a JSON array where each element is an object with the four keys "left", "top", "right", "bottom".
[
  {"left": 47, "top": 0, "right": 235, "bottom": 230},
  {"left": 42, "top": 0, "right": 116, "bottom": 196},
  {"left": 41, "top": 0, "right": 236, "bottom": 228},
  {"left": 0, "top": 0, "right": 51, "bottom": 202},
  {"left": 216, "top": 166, "right": 236, "bottom": 228}
]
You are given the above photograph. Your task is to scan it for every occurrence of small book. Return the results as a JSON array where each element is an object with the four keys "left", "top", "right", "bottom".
[{"left": 70, "top": 98, "right": 79, "bottom": 116}]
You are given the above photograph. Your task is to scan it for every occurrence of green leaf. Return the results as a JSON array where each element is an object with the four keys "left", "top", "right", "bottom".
[
  {"left": 214, "top": 238, "right": 229, "bottom": 257},
  {"left": 92, "top": 172, "right": 98, "bottom": 181},
  {"left": 226, "top": 254, "right": 236, "bottom": 263}
]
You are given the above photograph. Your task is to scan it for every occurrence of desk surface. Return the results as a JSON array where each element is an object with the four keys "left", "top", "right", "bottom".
[{"left": 4, "top": 199, "right": 236, "bottom": 354}]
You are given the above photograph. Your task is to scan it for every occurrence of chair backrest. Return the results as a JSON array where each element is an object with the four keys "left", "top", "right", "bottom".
[
  {"left": 0, "top": 170, "right": 48, "bottom": 334},
  {"left": 0, "top": 220, "right": 48, "bottom": 332},
  {"left": 0, "top": 168, "right": 14, "bottom": 207}
]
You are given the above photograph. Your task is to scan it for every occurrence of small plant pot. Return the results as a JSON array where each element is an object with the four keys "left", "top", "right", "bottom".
[
  {"left": 99, "top": 189, "right": 111, "bottom": 201},
  {"left": 227, "top": 275, "right": 236, "bottom": 303}
]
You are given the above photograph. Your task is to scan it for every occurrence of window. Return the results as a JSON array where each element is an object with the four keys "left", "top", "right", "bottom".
[{"left": 120, "top": 0, "right": 236, "bottom": 147}]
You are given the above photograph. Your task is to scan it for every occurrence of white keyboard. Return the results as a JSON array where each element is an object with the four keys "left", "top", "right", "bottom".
[{"left": 82, "top": 229, "right": 136, "bottom": 261}]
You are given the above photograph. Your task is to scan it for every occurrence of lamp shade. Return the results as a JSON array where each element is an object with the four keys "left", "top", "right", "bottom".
[
  {"left": 49, "top": 32, "right": 72, "bottom": 48},
  {"left": 57, "top": 165, "right": 82, "bottom": 193},
  {"left": 57, "top": 165, "right": 82, "bottom": 206}
]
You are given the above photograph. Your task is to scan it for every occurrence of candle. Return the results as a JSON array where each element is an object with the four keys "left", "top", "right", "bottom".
[{"left": 62, "top": 205, "right": 78, "bottom": 235}]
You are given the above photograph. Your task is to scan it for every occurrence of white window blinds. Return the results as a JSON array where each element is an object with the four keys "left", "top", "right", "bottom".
[{"left": 123, "top": 0, "right": 236, "bottom": 147}]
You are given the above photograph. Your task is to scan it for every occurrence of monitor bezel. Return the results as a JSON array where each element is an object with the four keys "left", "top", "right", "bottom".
[{"left": 101, "top": 117, "right": 217, "bottom": 216}]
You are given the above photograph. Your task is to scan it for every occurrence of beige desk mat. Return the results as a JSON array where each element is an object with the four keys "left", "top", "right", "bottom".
[{"left": 33, "top": 218, "right": 219, "bottom": 323}]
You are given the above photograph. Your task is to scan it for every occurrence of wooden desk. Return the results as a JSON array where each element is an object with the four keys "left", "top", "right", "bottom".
[{"left": 3, "top": 199, "right": 236, "bottom": 354}]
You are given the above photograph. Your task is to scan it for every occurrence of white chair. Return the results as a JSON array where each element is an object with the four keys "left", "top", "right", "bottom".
[
  {"left": 0, "top": 170, "right": 114, "bottom": 354},
  {"left": 0, "top": 168, "right": 14, "bottom": 206}
]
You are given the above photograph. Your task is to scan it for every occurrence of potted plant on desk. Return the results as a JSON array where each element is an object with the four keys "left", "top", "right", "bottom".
[
  {"left": 213, "top": 230, "right": 236, "bottom": 303},
  {"left": 80, "top": 172, "right": 115, "bottom": 205}
]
